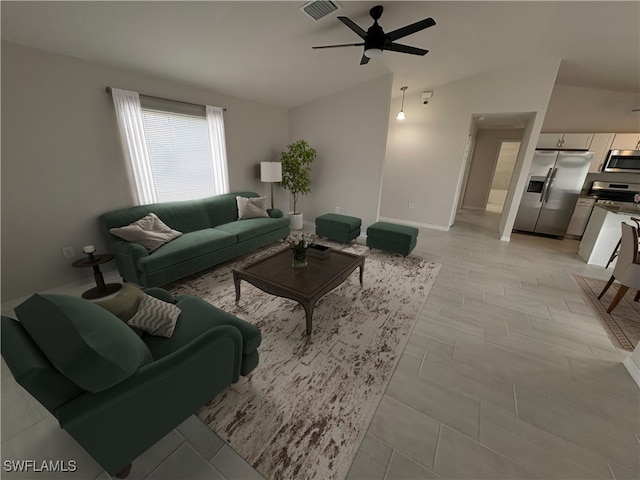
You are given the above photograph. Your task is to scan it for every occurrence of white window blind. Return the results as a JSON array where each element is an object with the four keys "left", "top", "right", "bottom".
[
  {"left": 141, "top": 109, "right": 217, "bottom": 202},
  {"left": 110, "top": 87, "right": 229, "bottom": 206}
]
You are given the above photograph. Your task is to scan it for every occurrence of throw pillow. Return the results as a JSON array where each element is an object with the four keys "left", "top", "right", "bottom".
[
  {"left": 109, "top": 213, "right": 182, "bottom": 252},
  {"left": 237, "top": 196, "right": 269, "bottom": 220},
  {"left": 127, "top": 294, "right": 181, "bottom": 338},
  {"left": 15, "top": 294, "right": 153, "bottom": 393}
]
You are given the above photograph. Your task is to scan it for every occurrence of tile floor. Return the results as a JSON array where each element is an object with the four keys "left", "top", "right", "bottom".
[{"left": 2, "top": 209, "right": 638, "bottom": 479}]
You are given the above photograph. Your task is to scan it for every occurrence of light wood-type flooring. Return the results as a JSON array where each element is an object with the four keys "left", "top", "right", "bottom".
[
  {"left": 2, "top": 209, "right": 637, "bottom": 479},
  {"left": 347, "top": 209, "right": 639, "bottom": 480}
]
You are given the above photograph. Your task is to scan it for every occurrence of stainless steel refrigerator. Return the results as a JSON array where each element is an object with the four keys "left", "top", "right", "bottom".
[{"left": 514, "top": 150, "right": 593, "bottom": 237}]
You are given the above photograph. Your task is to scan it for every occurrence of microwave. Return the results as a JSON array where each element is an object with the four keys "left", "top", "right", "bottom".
[{"left": 603, "top": 149, "right": 640, "bottom": 173}]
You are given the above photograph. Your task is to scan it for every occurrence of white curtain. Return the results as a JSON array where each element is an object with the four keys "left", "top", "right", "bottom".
[
  {"left": 111, "top": 88, "right": 157, "bottom": 205},
  {"left": 206, "top": 105, "right": 230, "bottom": 194}
]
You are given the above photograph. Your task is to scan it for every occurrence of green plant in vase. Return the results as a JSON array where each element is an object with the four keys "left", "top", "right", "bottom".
[{"left": 280, "top": 140, "right": 316, "bottom": 230}]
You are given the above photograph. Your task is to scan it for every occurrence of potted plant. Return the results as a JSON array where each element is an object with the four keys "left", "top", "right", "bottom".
[{"left": 280, "top": 139, "right": 316, "bottom": 230}]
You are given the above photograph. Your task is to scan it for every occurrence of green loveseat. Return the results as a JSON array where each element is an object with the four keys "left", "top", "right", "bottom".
[
  {"left": 99, "top": 192, "right": 290, "bottom": 287},
  {"left": 1, "top": 288, "right": 261, "bottom": 477}
]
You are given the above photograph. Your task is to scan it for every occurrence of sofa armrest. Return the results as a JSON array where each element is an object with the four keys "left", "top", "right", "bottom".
[
  {"left": 142, "top": 288, "right": 177, "bottom": 304},
  {"left": 55, "top": 324, "right": 242, "bottom": 475},
  {"left": 110, "top": 240, "right": 148, "bottom": 284},
  {"left": 268, "top": 208, "right": 284, "bottom": 218}
]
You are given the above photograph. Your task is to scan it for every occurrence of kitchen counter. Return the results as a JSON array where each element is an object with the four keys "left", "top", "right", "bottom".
[
  {"left": 596, "top": 204, "right": 640, "bottom": 216},
  {"left": 578, "top": 205, "right": 639, "bottom": 266}
]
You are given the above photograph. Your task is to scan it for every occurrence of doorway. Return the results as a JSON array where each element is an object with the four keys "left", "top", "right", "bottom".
[
  {"left": 486, "top": 141, "right": 521, "bottom": 214},
  {"left": 456, "top": 113, "right": 529, "bottom": 230}
]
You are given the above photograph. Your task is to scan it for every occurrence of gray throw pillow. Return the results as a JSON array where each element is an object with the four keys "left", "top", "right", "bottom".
[
  {"left": 237, "top": 196, "right": 269, "bottom": 219},
  {"left": 127, "top": 294, "right": 181, "bottom": 338},
  {"left": 109, "top": 213, "right": 183, "bottom": 252}
]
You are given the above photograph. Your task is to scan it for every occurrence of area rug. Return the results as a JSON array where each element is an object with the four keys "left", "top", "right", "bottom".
[
  {"left": 571, "top": 275, "right": 640, "bottom": 351},
  {"left": 166, "top": 241, "right": 440, "bottom": 480}
]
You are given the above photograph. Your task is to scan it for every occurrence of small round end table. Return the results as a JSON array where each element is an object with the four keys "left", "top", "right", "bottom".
[{"left": 72, "top": 254, "right": 122, "bottom": 300}]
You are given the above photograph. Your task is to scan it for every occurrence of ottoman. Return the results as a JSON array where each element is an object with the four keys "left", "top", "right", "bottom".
[
  {"left": 315, "top": 213, "right": 362, "bottom": 243},
  {"left": 366, "top": 222, "right": 419, "bottom": 256}
]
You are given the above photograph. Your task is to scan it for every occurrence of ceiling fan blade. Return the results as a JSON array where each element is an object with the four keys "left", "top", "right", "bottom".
[
  {"left": 313, "top": 42, "right": 365, "bottom": 49},
  {"left": 384, "top": 42, "right": 429, "bottom": 56},
  {"left": 360, "top": 55, "right": 370, "bottom": 65},
  {"left": 387, "top": 17, "right": 436, "bottom": 41},
  {"left": 338, "top": 16, "right": 368, "bottom": 39}
]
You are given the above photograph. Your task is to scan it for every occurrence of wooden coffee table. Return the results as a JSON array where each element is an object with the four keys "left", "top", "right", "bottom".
[{"left": 233, "top": 247, "right": 365, "bottom": 335}]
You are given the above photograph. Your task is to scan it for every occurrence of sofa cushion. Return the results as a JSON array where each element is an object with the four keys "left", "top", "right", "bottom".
[
  {"left": 237, "top": 196, "right": 269, "bottom": 219},
  {"left": 101, "top": 199, "right": 211, "bottom": 235},
  {"left": 15, "top": 294, "right": 153, "bottom": 393},
  {"left": 109, "top": 213, "right": 183, "bottom": 252},
  {"left": 137, "top": 229, "right": 236, "bottom": 274},
  {"left": 127, "top": 294, "right": 181, "bottom": 338},
  {"left": 215, "top": 217, "right": 290, "bottom": 243},
  {"left": 143, "top": 295, "right": 261, "bottom": 361},
  {"left": 201, "top": 191, "right": 258, "bottom": 227}
]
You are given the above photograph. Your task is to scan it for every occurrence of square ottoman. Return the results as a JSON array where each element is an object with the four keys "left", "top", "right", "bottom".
[
  {"left": 315, "top": 213, "right": 362, "bottom": 243},
  {"left": 366, "top": 222, "right": 419, "bottom": 256}
]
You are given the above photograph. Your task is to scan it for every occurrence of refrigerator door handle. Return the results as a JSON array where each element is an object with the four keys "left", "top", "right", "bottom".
[
  {"left": 543, "top": 168, "right": 558, "bottom": 203},
  {"left": 540, "top": 168, "right": 553, "bottom": 203}
]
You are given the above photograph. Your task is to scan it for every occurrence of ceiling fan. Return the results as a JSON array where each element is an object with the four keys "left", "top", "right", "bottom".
[{"left": 312, "top": 5, "right": 435, "bottom": 65}]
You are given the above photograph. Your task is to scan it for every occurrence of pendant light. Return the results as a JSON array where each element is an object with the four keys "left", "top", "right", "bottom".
[{"left": 396, "top": 86, "right": 407, "bottom": 121}]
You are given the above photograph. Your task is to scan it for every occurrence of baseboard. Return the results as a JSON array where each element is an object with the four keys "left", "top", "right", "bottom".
[
  {"left": 623, "top": 355, "right": 640, "bottom": 389},
  {"left": 377, "top": 216, "right": 450, "bottom": 232}
]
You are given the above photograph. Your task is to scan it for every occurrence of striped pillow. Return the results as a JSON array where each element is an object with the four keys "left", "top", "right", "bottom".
[{"left": 127, "top": 294, "right": 180, "bottom": 338}]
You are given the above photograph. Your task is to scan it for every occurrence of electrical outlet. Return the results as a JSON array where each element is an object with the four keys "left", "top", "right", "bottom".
[
  {"left": 408, "top": 202, "right": 415, "bottom": 209},
  {"left": 61, "top": 246, "right": 75, "bottom": 259},
  {"left": 335, "top": 206, "right": 340, "bottom": 213}
]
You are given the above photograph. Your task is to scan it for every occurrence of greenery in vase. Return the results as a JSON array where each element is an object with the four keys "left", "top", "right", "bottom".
[{"left": 280, "top": 140, "right": 316, "bottom": 215}]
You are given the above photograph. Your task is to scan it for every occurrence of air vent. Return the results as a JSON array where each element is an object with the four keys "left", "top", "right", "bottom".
[{"left": 300, "top": 0, "right": 341, "bottom": 21}]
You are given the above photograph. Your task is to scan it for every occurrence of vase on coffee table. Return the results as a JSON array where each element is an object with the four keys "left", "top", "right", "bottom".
[{"left": 292, "top": 249, "right": 307, "bottom": 268}]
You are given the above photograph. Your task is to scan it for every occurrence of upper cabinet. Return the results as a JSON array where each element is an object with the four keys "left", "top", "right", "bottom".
[
  {"left": 611, "top": 133, "right": 640, "bottom": 151},
  {"left": 537, "top": 133, "right": 594, "bottom": 150},
  {"left": 587, "top": 133, "right": 615, "bottom": 172}
]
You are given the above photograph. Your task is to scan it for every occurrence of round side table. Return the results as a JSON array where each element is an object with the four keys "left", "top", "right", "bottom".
[{"left": 72, "top": 254, "right": 122, "bottom": 300}]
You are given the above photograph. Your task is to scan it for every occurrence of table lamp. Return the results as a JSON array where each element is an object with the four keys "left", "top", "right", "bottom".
[{"left": 260, "top": 161, "right": 282, "bottom": 209}]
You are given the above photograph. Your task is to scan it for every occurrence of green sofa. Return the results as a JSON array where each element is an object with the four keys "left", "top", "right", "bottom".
[
  {"left": 99, "top": 192, "right": 290, "bottom": 287},
  {"left": 1, "top": 288, "right": 261, "bottom": 477}
]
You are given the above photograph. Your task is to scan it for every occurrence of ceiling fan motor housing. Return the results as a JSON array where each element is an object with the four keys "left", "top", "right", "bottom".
[{"left": 365, "top": 23, "right": 385, "bottom": 50}]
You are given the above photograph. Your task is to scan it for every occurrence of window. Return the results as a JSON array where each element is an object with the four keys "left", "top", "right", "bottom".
[
  {"left": 142, "top": 109, "right": 215, "bottom": 202},
  {"left": 110, "top": 88, "right": 229, "bottom": 205}
]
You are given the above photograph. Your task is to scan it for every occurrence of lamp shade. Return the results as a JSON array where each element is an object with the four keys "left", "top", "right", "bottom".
[{"left": 260, "top": 162, "right": 282, "bottom": 182}]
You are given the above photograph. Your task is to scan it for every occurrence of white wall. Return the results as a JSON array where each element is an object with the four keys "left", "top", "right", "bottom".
[
  {"left": 289, "top": 75, "right": 393, "bottom": 231},
  {"left": 1, "top": 41, "right": 289, "bottom": 302},
  {"left": 542, "top": 85, "right": 640, "bottom": 133},
  {"left": 380, "top": 59, "right": 560, "bottom": 237}
]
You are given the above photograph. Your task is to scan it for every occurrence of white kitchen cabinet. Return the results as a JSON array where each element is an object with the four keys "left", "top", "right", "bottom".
[
  {"left": 537, "top": 133, "right": 593, "bottom": 150},
  {"left": 611, "top": 133, "right": 640, "bottom": 150},
  {"left": 587, "top": 133, "right": 615, "bottom": 172},
  {"left": 537, "top": 133, "right": 564, "bottom": 149}
]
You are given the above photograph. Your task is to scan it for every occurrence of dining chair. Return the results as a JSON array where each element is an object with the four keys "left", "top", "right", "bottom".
[
  {"left": 604, "top": 216, "right": 640, "bottom": 268},
  {"left": 598, "top": 222, "right": 640, "bottom": 313}
]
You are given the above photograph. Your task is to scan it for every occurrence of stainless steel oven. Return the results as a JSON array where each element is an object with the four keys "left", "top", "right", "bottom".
[
  {"left": 602, "top": 149, "right": 640, "bottom": 173},
  {"left": 589, "top": 181, "right": 640, "bottom": 203}
]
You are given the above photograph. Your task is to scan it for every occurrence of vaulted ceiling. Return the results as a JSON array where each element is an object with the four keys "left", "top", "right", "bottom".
[{"left": 2, "top": 1, "right": 638, "bottom": 108}]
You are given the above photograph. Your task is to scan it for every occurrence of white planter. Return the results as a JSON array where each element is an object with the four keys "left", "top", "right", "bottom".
[{"left": 289, "top": 212, "right": 303, "bottom": 230}]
